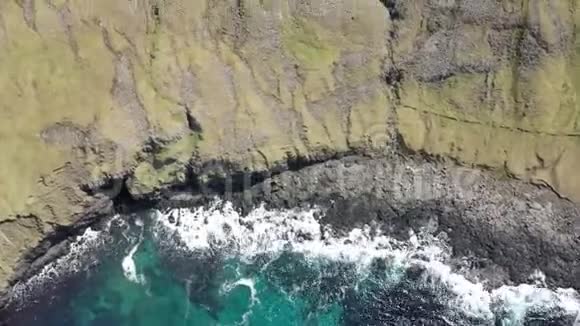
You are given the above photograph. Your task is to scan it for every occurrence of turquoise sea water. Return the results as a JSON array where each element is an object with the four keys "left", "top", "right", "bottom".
[
  {"left": 55, "top": 239, "right": 347, "bottom": 326},
  {"left": 4, "top": 203, "right": 580, "bottom": 326}
]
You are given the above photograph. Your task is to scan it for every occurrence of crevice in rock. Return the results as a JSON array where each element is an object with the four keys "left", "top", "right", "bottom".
[
  {"left": 57, "top": 5, "right": 80, "bottom": 61},
  {"left": 45, "top": 0, "right": 79, "bottom": 61},
  {"left": 17, "top": 0, "right": 37, "bottom": 32},
  {"left": 113, "top": 178, "right": 158, "bottom": 214},
  {"left": 136, "top": 150, "right": 345, "bottom": 207},
  {"left": 379, "top": 0, "right": 403, "bottom": 21},
  {"left": 152, "top": 4, "right": 161, "bottom": 23},
  {"left": 401, "top": 104, "right": 580, "bottom": 138},
  {"left": 382, "top": 2, "right": 403, "bottom": 149},
  {"left": 185, "top": 108, "right": 203, "bottom": 134},
  {"left": 511, "top": 0, "right": 530, "bottom": 107},
  {"left": 147, "top": 1, "right": 162, "bottom": 64},
  {"left": 230, "top": 0, "right": 249, "bottom": 49},
  {"left": 80, "top": 176, "right": 125, "bottom": 199},
  {"left": 383, "top": 67, "right": 403, "bottom": 100}
]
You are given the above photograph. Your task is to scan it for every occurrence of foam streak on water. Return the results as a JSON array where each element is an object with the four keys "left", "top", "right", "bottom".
[
  {"left": 221, "top": 277, "right": 259, "bottom": 324},
  {"left": 152, "top": 201, "right": 580, "bottom": 325},
  {"left": 11, "top": 224, "right": 106, "bottom": 302},
  {"left": 121, "top": 218, "right": 146, "bottom": 284},
  {"left": 122, "top": 241, "right": 145, "bottom": 285}
]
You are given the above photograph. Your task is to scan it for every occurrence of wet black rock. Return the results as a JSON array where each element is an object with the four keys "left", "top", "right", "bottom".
[{"left": 223, "top": 155, "right": 580, "bottom": 289}]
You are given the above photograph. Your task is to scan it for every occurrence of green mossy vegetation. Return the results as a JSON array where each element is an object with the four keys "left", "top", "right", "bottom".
[
  {"left": 128, "top": 133, "right": 200, "bottom": 196},
  {"left": 282, "top": 18, "right": 340, "bottom": 101}
]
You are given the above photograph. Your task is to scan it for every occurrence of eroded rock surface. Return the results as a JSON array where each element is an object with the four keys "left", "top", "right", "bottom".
[
  {"left": 232, "top": 155, "right": 580, "bottom": 288},
  {"left": 0, "top": 0, "right": 580, "bottom": 293},
  {"left": 394, "top": 0, "right": 580, "bottom": 201}
]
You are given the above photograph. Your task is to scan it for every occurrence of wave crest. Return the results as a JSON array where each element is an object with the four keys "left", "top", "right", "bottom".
[{"left": 152, "top": 201, "right": 580, "bottom": 324}]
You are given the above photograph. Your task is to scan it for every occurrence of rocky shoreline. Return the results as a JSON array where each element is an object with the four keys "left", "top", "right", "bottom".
[
  {"left": 2, "top": 152, "right": 579, "bottom": 316},
  {"left": 229, "top": 154, "right": 580, "bottom": 289},
  {"left": 2, "top": 1, "right": 580, "bottom": 313}
]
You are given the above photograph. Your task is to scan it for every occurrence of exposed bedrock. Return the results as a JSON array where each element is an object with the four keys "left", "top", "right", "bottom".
[
  {"left": 219, "top": 155, "right": 580, "bottom": 289},
  {"left": 1, "top": 0, "right": 580, "bottom": 299}
]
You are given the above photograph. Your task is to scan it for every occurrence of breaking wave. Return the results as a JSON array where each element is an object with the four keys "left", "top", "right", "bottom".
[
  {"left": 151, "top": 201, "right": 580, "bottom": 325},
  {"left": 5, "top": 201, "right": 579, "bottom": 326}
]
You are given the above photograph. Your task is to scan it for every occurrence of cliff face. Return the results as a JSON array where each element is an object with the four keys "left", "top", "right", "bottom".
[
  {"left": 395, "top": 0, "right": 580, "bottom": 202},
  {"left": 0, "top": 0, "right": 578, "bottom": 290}
]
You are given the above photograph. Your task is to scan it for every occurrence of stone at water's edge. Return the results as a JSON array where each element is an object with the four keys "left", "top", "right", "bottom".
[
  {"left": 231, "top": 156, "right": 580, "bottom": 289},
  {"left": 1, "top": 0, "right": 580, "bottom": 298},
  {"left": 2, "top": 201, "right": 579, "bottom": 325}
]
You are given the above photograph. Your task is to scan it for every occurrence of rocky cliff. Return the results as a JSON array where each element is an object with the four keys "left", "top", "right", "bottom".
[{"left": 0, "top": 0, "right": 579, "bottom": 292}]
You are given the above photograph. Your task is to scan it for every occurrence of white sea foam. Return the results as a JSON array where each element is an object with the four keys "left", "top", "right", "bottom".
[
  {"left": 10, "top": 223, "right": 110, "bottom": 303},
  {"left": 121, "top": 218, "right": 146, "bottom": 285},
  {"left": 153, "top": 201, "right": 580, "bottom": 324},
  {"left": 122, "top": 241, "right": 146, "bottom": 285},
  {"left": 220, "top": 277, "right": 259, "bottom": 325},
  {"left": 221, "top": 277, "right": 259, "bottom": 305},
  {"left": 153, "top": 201, "right": 425, "bottom": 267}
]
